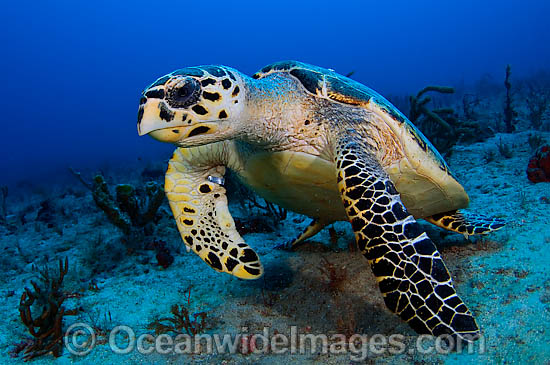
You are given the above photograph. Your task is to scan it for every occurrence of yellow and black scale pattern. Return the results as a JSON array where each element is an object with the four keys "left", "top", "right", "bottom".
[
  {"left": 426, "top": 210, "right": 505, "bottom": 236},
  {"left": 165, "top": 145, "right": 264, "bottom": 279},
  {"left": 334, "top": 131, "right": 479, "bottom": 340}
]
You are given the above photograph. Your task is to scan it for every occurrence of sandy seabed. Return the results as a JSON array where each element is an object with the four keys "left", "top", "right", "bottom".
[{"left": 1, "top": 131, "right": 549, "bottom": 364}]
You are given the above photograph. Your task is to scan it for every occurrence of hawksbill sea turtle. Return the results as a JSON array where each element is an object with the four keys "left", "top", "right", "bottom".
[{"left": 137, "top": 61, "right": 504, "bottom": 342}]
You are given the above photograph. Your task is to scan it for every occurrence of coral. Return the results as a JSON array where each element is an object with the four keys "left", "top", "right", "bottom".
[
  {"left": 527, "top": 145, "right": 550, "bottom": 183},
  {"left": 145, "top": 240, "right": 174, "bottom": 269},
  {"left": 17, "top": 258, "right": 69, "bottom": 361},
  {"left": 92, "top": 175, "right": 131, "bottom": 233},
  {"left": 409, "top": 85, "right": 455, "bottom": 130},
  {"left": 0, "top": 185, "right": 7, "bottom": 224},
  {"left": 79, "top": 308, "right": 114, "bottom": 344},
  {"left": 9, "top": 340, "right": 33, "bottom": 359},
  {"left": 92, "top": 175, "right": 164, "bottom": 235},
  {"left": 147, "top": 302, "right": 207, "bottom": 336},
  {"left": 69, "top": 168, "right": 165, "bottom": 236},
  {"left": 409, "top": 85, "right": 492, "bottom": 153},
  {"left": 503, "top": 64, "right": 518, "bottom": 133}
]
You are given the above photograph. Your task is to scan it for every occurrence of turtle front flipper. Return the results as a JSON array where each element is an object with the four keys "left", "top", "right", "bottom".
[
  {"left": 335, "top": 134, "right": 479, "bottom": 341},
  {"left": 425, "top": 210, "right": 505, "bottom": 238},
  {"left": 166, "top": 145, "right": 263, "bottom": 279}
]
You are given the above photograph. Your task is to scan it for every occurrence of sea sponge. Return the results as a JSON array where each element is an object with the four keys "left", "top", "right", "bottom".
[
  {"left": 92, "top": 175, "right": 164, "bottom": 234},
  {"left": 527, "top": 145, "right": 550, "bottom": 183}
]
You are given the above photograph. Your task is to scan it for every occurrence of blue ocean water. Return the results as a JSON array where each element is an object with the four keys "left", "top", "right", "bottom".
[
  {"left": 1, "top": 0, "right": 549, "bottom": 363},
  {"left": 1, "top": 0, "right": 549, "bottom": 185}
]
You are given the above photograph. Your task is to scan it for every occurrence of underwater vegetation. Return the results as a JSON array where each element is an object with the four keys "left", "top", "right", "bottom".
[
  {"left": 406, "top": 64, "right": 549, "bottom": 156},
  {"left": 65, "top": 168, "right": 181, "bottom": 276},
  {"left": 409, "top": 86, "right": 455, "bottom": 129},
  {"left": 404, "top": 64, "right": 550, "bottom": 160},
  {"left": 15, "top": 258, "right": 70, "bottom": 361},
  {"left": 144, "top": 239, "right": 175, "bottom": 269},
  {"left": 91, "top": 175, "right": 164, "bottom": 237},
  {"left": 69, "top": 168, "right": 165, "bottom": 244},
  {"left": 408, "top": 85, "right": 492, "bottom": 153},
  {"left": 147, "top": 302, "right": 208, "bottom": 337}
]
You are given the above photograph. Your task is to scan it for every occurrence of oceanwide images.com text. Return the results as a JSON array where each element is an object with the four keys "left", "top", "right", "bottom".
[{"left": 65, "top": 323, "right": 485, "bottom": 361}]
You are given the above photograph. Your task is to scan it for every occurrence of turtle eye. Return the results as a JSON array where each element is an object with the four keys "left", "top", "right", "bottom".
[
  {"left": 175, "top": 82, "right": 194, "bottom": 99},
  {"left": 167, "top": 77, "right": 200, "bottom": 108}
]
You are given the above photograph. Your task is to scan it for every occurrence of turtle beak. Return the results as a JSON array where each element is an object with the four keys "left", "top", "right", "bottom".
[
  {"left": 137, "top": 103, "right": 149, "bottom": 136},
  {"left": 137, "top": 95, "right": 221, "bottom": 145},
  {"left": 137, "top": 96, "right": 165, "bottom": 136},
  {"left": 137, "top": 92, "right": 189, "bottom": 143}
]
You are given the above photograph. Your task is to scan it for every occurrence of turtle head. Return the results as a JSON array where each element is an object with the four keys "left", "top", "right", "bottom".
[{"left": 138, "top": 66, "right": 246, "bottom": 147}]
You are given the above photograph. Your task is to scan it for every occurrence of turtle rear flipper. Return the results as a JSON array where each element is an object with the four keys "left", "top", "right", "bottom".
[
  {"left": 166, "top": 144, "right": 263, "bottom": 279},
  {"left": 275, "top": 218, "right": 331, "bottom": 250},
  {"left": 425, "top": 210, "right": 505, "bottom": 237},
  {"left": 335, "top": 132, "right": 479, "bottom": 341}
]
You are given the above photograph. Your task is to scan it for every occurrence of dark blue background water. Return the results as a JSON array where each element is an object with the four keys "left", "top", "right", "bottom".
[{"left": 1, "top": 0, "right": 549, "bottom": 186}]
